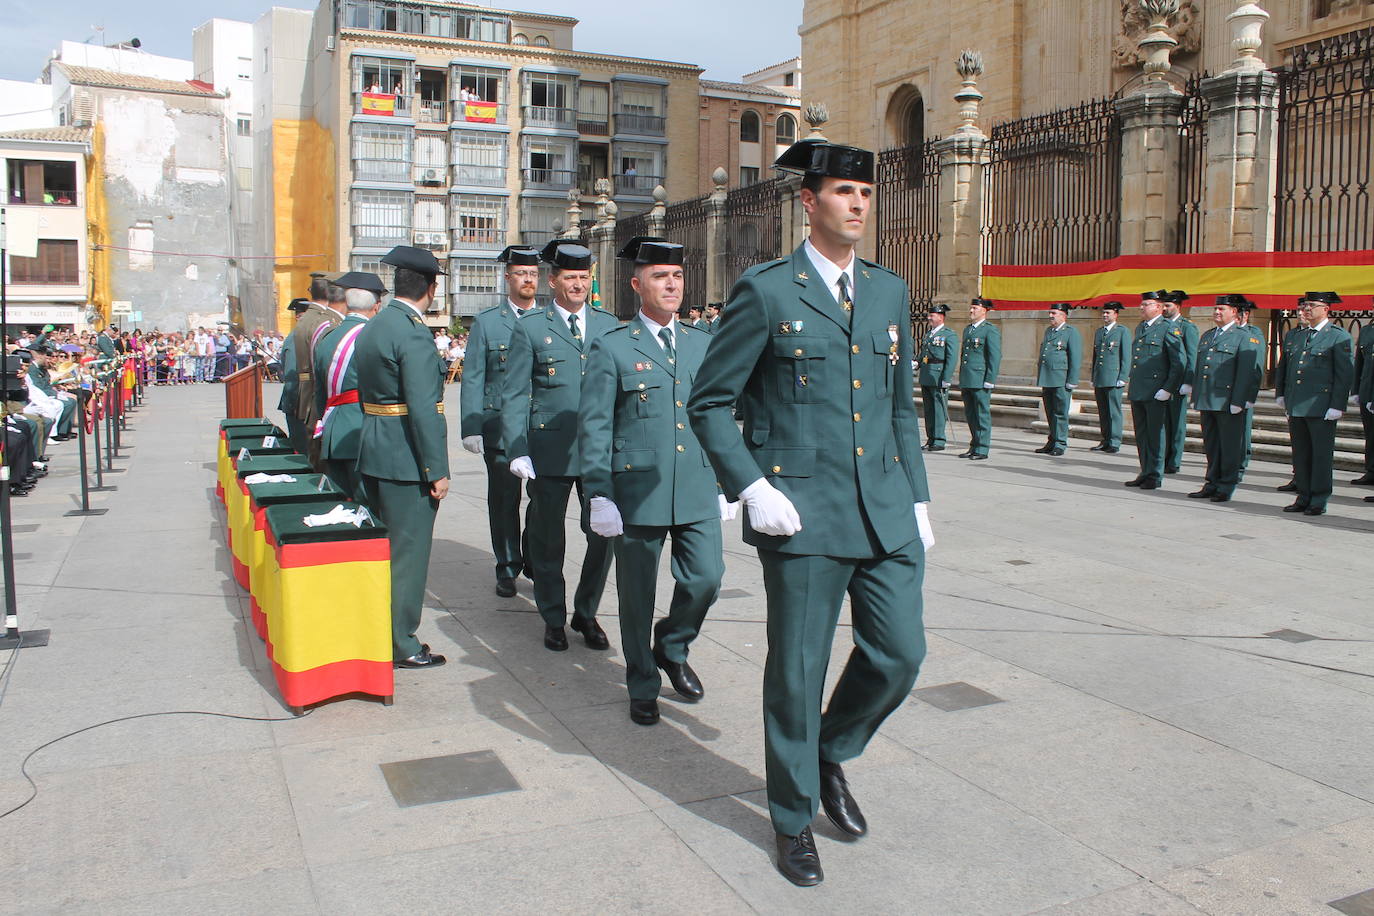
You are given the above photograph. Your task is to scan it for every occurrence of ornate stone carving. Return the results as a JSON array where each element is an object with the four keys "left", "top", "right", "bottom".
[
  {"left": 803, "top": 103, "right": 829, "bottom": 140},
  {"left": 1114, "top": 0, "right": 1202, "bottom": 70},
  {"left": 953, "top": 50, "right": 985, "bottom": 136}
]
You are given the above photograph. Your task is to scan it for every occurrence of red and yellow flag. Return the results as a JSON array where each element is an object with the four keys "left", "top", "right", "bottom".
[
  {"left": 360, "top": 92, "right": 396, "bottom": 116},
  {"left": 463, "top": 101, "right": 498, "bottom": 123},
  {"left": 981, "top": 250, "right": 1374, "bottom": 310}
]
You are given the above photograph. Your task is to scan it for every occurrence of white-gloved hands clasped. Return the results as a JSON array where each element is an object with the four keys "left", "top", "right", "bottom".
[
  {"left": 589, "top": 496, "right": 624, "bottom": 537},
  {"left": 461, "top": 435, "right": 484, "bottom": 455},
  {"left": 718, "top": 493, "right": 739, "bottom": 521},
  {"left": 739, "top": 478, "right": 802, "bottom": 537},
  {"left": 1351, "top": 394, "right": 1361, "bottom": 406},
  {"left": 1066, "top": 383, "right": 1077, "bottom": 390},
  {"left": 1229, "top": 404, "right": 1244, "bottom": 415},
  {"left": 508, "top": 456, "right": 536, "bottom": 480},
  {"left": 982, "top": 382, "right": 994, "bottom": 390},
  {"left": 1154, "top": 389, "right": 1172, "bottom": 402},
  {"left": 914, "top": 502, "right": 934, "bottom": 551},
  {"left": 1115, "top": 379, "right": 1126, "bottom": 388},
  {"left": 1324, "top": 408, "right": 1343, "bottom": 422},
  {"left": 940, "top": 381, "right": 951, "bottom": 389},
  {"left": 1179, "top": 383, "right": 1193, "bottom": 396}
]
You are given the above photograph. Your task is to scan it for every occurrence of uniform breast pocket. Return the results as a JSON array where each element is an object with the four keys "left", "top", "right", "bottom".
[
  {"left": 487, "top": 339, "right": 510, "bottom": 375},
  {"left": 871, "top": 332, "right": 897, "bottom": 397},
  {"left": 535, "top": 352, "right": 566, "bottom": 388},
  {"left": 620, "top": 373, "right": 663, "bottom": 418},
  {"left": 772, "top": 335, "right": 826, "bottom": 403}
]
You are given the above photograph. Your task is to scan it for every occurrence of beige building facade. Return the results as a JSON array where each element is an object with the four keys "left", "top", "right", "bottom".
[{"left": 697, "top": 57, "right": 802, "bottom": 195}]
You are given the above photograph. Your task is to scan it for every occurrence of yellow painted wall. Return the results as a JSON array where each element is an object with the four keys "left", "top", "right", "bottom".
[
  {"left": 86, "top": 123, "right": 112, "bottom": 327},
  {"left": 271, "top": 118, "right": 336, "bottom": 333}
]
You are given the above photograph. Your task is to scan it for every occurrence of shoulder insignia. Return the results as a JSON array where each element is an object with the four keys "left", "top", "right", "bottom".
[
  {"left": 856, "top": 258, "right": 899, "bottom": 278},
  {"left": 797, "top": 271, "right": 809, "bottom": 281}
]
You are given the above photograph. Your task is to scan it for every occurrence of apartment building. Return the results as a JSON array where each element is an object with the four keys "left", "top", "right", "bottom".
[{"left": 698, "top": 57, "right": 802, "bottom": 194}]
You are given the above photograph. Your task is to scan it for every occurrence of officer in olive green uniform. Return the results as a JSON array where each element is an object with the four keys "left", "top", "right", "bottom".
[
  {"left": 96, "top": 328, "right": 118, "bottom": 361},
  {"left": 1187, "top": 295, "right": 1262, "bottom": 503},
  {"left": 1275, "top": 291, "right": 1354, "bottom": 516},
  {"left": 291, "top": 274, "right": 342, "bottom": 471},
  {"left": 313, "top": 272, "right": 386, "bottom": 500},
  {"left": 1352, "top": 317, "right": 1374, "bottom": 488},
  {"left": 355, "top": 246, "right": 451, "bottom": 668},
  {"left": 689, "top": 139, "right": 933, "bottom": 888},
  {"left": 1091, "top": 301, "right": 1131, "bottom": 452},
  {"left": 580, "top": 237, "right": 726, "bottom": 726},
  {"left": 1275, "top": 305, "right": 1311, "bottom": 494},
  {"left": 500, "top": 240, "right": 618, "bottom": 652},
  {"left": 25, "top": 348, "right": 76, "bottom": 438},
  {"left": 1126, "top": 290, "right": 1186, "bottom": 489},
  {"left": 1235, "top": 299, "right": 1266, "bottom": 477},
  {"left": 1163, "top": 290, "right": 1200, "bottom": 473},
  {"left": 917, "top": 304, "right": 958, "bottom": 451},
  {"left": 277, "top": 298, "right": 311, "bottom": 453},
  {"left": 1035, "top": 303, "right": 1082, "bottom": 455},
  {"left": 460, "top": 246, "right": 541, "bottom": 598},
  {"left": 959, "top": 297, "right": 1001, "bottom": 460}
]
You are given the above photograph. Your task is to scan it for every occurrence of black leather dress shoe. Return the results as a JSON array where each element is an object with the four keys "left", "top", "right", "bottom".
[
  {"left": 544, "top": 625, "right": 569, "bottom": 651},
  {"left": 968, "top": 453, "right": 988, "bottom": 461},
  {"left": 395, "top": 644, "right": 446, "bottom": 669},
  {"left": 570, "top": 616, "right": 609, "bottom": 650},
  {"left": 1364, "top": 495, "right": 1374, "bottom": 503},
  {"left": 1049, "top": 448, "right": 1065, "bottom": 456},
  {"left": 1276, "top": 481, "right": 1298, "bottom": 493},
  {"left": 775, "top": 827, "right": 823, "bottom": 887},
  {"left": 1034, "top": 444, "right": 1053, "bottom": 454},
  {"left": 1124, "top": 477, "right": 1144, "bottom": 487},
  {"left": 1351, "top": 474, "right": 1374, "bottom": 486},
  {"left": 629, "top": 698, "right": 660, "bottom": 726},
  {"left": 1210, "top": 492, "right": 1232, "bottom": 502},
  {"left": 1139, "top": 478, "right": 1160, "bottom": 490},
  {"left": 957, "top": 450, "right": 973, "bottom": 459},
  {"left": 654, "top": 648, "right": 704, "bottom": 701},
  {"left": 1282, "top": 501, "right": 1308, "bottom": 513},
  {"left": 928, "top": 443, "right": 945, "bottom": 451},
  {"left": 1304, "top": 505, "right": 1327, "bottom": 516},
  {"left": 495, "top": 576, "right": 516, "bottom": 598},
  {"left": 1089, "top": 443, "right": 1107, "bottom": 452},
  {"left": 1188, "top": 488, "right": 1217, "bottom": 499},
  {"left": 1164, "top": 466, "right": 1180, "bottom": 474},
  {"left": 1103, "top": 446, "right": 1119, "bottom": 454},
  {"left": 819, "top": 760, "right": 867, "bottom": 837}
]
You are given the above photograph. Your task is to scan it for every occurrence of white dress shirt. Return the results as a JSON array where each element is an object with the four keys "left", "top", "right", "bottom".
[{"left": 803, "top": 238, "right": 856, "bottom": 308}]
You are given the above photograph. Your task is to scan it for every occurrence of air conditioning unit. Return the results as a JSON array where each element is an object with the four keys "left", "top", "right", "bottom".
[
  {"left": 416, "top": 231, "right": 446, "bottom": 249},
  {"left": 418, "top": 168, "right": 442, "bottom": 186},
  {"left": 325, "top": 36, "right": 336, "bottom": 52}
]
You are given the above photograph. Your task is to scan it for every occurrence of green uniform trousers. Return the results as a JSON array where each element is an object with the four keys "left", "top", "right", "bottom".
[
  {"left": 284, "top": 415, "right": 309, "bottom": 457},
  {"left": 483, "top": 450, "right": 526, "bottom": 581},
  {"left": 1241, "top": 406, "right": 1254, "bottom": 474},
  {"left": 615, "top": 520, "right": 723, "bottom": 701},
  {"left": 1130, "top": 398, "right": 1169, "bottom": 482},
  {"left": 526, "top": 475, "right": 612, "bottom": 628},
  {"left": 961, "top": 388, "right": 992, "bottom": 455},
  {"left": 1164, "top": 395, "right": 1189, "bottom": 470},
  {"left": 1041, "top": 387, "right": 1071, "bottom": 450},
  {"left": 323, "top": 457, "right": 362, "bottom": 502},
  {"left": 758, "top": 539, "right": 927, "bottom": 837},
  {"left": 361, "top": 475, "right": 438, "bottom": 659},
  {"left": 920, "top": 386, "right": 949, "bottom": 447},
  {"left": 1289, "top": 416, "right": 1338, "bottom": 510},
  {"left": 1360, "top": 403, "right": 1374, "bottom": 475},
  {"left": 1199, "top": 410, "right": 1246, "bottom": 496},
  {"left": 1094, "top": 386, "right": 1124, "bottom": 448}
]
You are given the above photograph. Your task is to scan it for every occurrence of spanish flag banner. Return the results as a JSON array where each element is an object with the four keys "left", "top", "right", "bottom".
[
  {"left": 360, "top": 92, "right": 396, "bottom": 116},
  {"left": 981, "top": 250, "right": 1374, "bottom": 310},
  {"left": 463, "top": 101, "right": 498, "bottom": 123}
]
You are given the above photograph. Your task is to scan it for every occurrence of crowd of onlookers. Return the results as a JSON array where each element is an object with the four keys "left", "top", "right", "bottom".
[{"left": 433, "top": 328, "right": 469, "bottom": 375}]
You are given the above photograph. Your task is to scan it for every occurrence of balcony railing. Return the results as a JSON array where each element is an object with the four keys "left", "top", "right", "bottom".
[
  {"left": 614, "top": 112, "right": 666, "bottom": 136},
  {"left": 449, "top": 226, "right": 506, "bottom": 248},
  {"left": 577, "top": 174, "right": 606, "bottom": 197},
  {"left": 520, "top": 228, "right": 559, "bottom": 248},
  {"left": 449, "top": 290, "right": 505, "bottom": 317},
  {"left": 417, "top": 99, "right": 448, "bottom": 124},
  {"left": 352, "top": 224, "right": 411, "bottom": 248},
  {"left": 451, "top": 163, "right": 507, "bottom": 187},
  {"left": 522, "top": 167, "right": 575, "bottom": 191},
  {"left": 523, "top": 105, "right": 577, "bottom": 131},
  {"left": 615, "top": 173, "right": 663, "bottom": 195},
  {"left": 577, "top": 117, "right": 609, "bottom": 137},
  {"left": 453, "top": 100, "right": 507, "bottom": 126},
  {"left": 414, "top": 164, "right": 447, "bottom": 187},
  {"left": 354, "top": 158, "right": 412, "bottom": 183}
]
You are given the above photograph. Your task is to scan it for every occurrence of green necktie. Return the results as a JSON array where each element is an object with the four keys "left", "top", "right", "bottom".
[
  {"left": 568, "top": 312, "right": 581, "bottom": 345},
  {"left": 658, "top": 327, "right": 675, "bottom": 363},
  {"left": 837, "top": 273, "right": 852, "bottom": 312}
]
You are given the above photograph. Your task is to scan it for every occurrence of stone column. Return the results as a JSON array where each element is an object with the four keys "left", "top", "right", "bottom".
[
  {"left": 560, "top": 186, "right": 582, "bottom": 240},
  {"left": 706, "top": 167, "right": 728, "bottom": 304},
  {"left": 589, "top": 178, "right": 618, "bottom": 314},
  {"left": 646, "top": 185, "right": 667, "bottom": 237},
  {"left": 934, "top": 51, "right": 989, "bottom": 307}
]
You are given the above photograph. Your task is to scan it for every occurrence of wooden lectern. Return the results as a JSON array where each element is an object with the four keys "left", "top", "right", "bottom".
[{"left": 224, "top": 363, "right": 265, "bottom": 419}]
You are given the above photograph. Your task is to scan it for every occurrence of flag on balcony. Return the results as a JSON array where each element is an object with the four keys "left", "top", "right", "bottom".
[
  {"left": 361, "top": 92, "right": 396, "bottom": 116},
  {"left": 464, "top": 101, "right": 497, "bottom": 123}
]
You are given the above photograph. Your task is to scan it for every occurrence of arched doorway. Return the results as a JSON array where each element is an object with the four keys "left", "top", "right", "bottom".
[{"left": 886, "top": 85, "right": 925, "bottom": 149}]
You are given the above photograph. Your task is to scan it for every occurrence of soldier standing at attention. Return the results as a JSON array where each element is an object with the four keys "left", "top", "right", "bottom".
[
  {"left": 684, "top": 303, "right": 706, "bottom": 329},
  {"left": 292, "top": 273, "right": 343, "bottom": 471},
  {"left": 1187, "top": 295, "right": 1261, "bottom": 503},
  {"left": 1034, "top": 303, "right": 1081, "bottom": 456},
  {"left": 688, "top": 139, "right": 934, "bottom": 887},
  {"left": 1162, "top": 290, "right": 1200, "bottom": 473},
  {"left": 1235, "top": 299, "right": 1267, "bottom": 479},
  {"left": 312, "top": 272, "right": 386, "bottom": 500},
  {"left": 1276, "top": 302, "right": 1311, "bottom": 494},
  {"left": 1125, "top": 290, "right": 1186, "bottom": 490},
  {"left": 1351, "top": 313, "right": 1374, "bottom": 489},
  {"left": 1090, "top": 301, "right": 1130, "bottom": 453},
  {"left": 277, "top": 298, "right": 311, "bottom": 452},
  {"left": 958, "top": 297, "right": 1001, "bottom": 460},
  {"left": 460, "top": 245, "right": 541, "bottom": 598},
  {"left": 917, "top": 304, "right": 958, "bottom": 451},
  {"left": 355, "top": 246, "right": 451, "bottom": 669},
  {"left": 500, "top": 239, "right": 618, "bottom": 652},
  {"left": 1275, "top": 292, "right": 1354, "bottom": 517},
  {"left": 704, "top": 302, "right": 723, "bottom": 333},
  {"left": 580, "top": 237, "right": 729, "bottom": 726}
]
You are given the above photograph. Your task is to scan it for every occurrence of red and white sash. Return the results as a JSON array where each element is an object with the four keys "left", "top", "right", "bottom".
[{"left": 314, "top": 323, "right": 366, "bottom": 438}]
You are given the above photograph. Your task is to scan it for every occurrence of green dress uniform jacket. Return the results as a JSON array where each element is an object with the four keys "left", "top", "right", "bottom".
[
  {"left": 1192, "top": 324, "right": 1262, "bottom": 496},
  {"left": 96, "top": 334, "right": 117, "bottom": 360},
  {"left": 460, "top": 300, "right": 531, "bottom": 581},
  {"left": 580, "top": 315, "right": 723, "bottom": 700},
  {"left": 354, "top": 297, "right": 450, "bottom": 660},
  {"left": 1236, "top": 321, "right": 1268, "bottom": 473},
  {"left": 958, "top": 320, "right": 1002, "bottom": 456},
  {"left": 1092, "top": 321, "right": 1131, "bottom": 449},
  {"left": 311, "top": 313, "right": 369, "bottom": 499},
  {"left": 687, "top": 244, "right": 930, "bottom": 837},
  {"left": 1353, "top": 323, "right": 1374, "bottom": 476},
  {"left": 1275, "top": 321, "right": 1354, "bottom": 510},
  {"left": 1127, "top": 317, "right": 1186, "bottom": 483},
  {"left": 1165, "top": 316, "right": 1200, "bottom": 470},
  {"left": 1036, "top": 323, "right": 1082, "bottom": 451},
  {"left": 917, "top": 325, "right": 959, "bottom": 448},
  {"left": 276, "top": 334, "right": 306, "bottom": 454},
  {"left": 291, "top": 304, "right": 342, "bottom": 468}
]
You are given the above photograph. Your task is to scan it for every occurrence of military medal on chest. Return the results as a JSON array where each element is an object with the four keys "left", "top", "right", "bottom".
[{"left": 887, "top": 323, "right": 899, "bottom": 366}]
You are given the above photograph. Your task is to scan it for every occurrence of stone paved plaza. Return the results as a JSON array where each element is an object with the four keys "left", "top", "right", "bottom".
[{"left": 2, "top": 383, "right": 1372, "bottom": 915}]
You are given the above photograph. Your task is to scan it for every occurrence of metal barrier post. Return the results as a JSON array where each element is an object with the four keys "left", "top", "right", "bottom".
[{"left": 66, "top": 393, "right": 111, "bottom": 515}]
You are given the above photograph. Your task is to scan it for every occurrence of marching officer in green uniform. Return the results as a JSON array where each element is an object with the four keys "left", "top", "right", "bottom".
[
  {"left": 355, "top": 246, "right": 451, "bottom": 668},
  {"left": 1163, "top": 290, "right": 1200, "bottom": 473},
  {"left": 1275, "top": 291, "right": 1354, "bottom": 516},
  {"left": 958, "top": 297, "right": 1001, "bottom": 460},
  {"left": 1126, "top": 290, "right": 1186, "bottom": 490},
  {"left": 684, "top": 304, "right": 707, "bottom": 329},
  {"left": 580, "top": 237, "right": 728, "bottom": 726},
  {"left": 704, "top": 302, "right": 722, "bottom": 333},
  {"left": 1351, "top": 314, "right": 1374, "bottom": 488},
  {"left": 1235, "top": 298, "right": 1267, "bottom": 478},
  {"left": 291, "top": 273, "right": 342, "bottom": 470},
  {"left": 1090, "top": 301, "right": 1130, "bottom": 453},
  {"left": 688, "top": 139, "right": 933, "bottom": 887},
  {"left": 500, "top": 239, "right": 618, "bottom": 652},
  {"left": 312, "top": 272, "right": 385, "bottom": 499},
  {"left": 1034, "top": 303, "right": 1082, "bottom": 455},
  {"left": 1187, "top": 295, "right": 1262, "bottom": 503},
  {"left": 460, "top": 245, "right": 541, "bottom": 598},
  {"left": 917, "top": 304, "right": 958, "bottom": 451},
  {"left": 277, "top": 298, "right": 311, "bottom": 453}
]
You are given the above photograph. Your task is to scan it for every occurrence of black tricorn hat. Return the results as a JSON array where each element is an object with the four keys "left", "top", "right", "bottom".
[
  {"left": 540, "top": 239, "right": 595, "bottom": 270},
  {"left": 618, "top": 235, "right": 685, "bottom": 266},
  {"left": 1048, "top": 302, "right": 1072, "bottom": 312},
  {"left": 381, "top": 245, "right": 446, "bottom": 276},
  {"left": 329, "top": 271, "right": 388, "bottom": 298},
  {"left": 287, "top": 297, "right": 312, "bottom": 313},
  {"left": 929, "top": 304, "right": 950, "bottom": 315},
  {"left": 774, "top": 139, "right": 875, "bottom": 184},
  {"left": 1101, "top": 300, "right": 1123, "bottom": 312},
  {"left": 1140, "top": 290, "right": 1169, "bottom": 302},
  {"left": 1301, "top": 291, "right": 1342, "bottom": 304},
  {"left": 1215, "top": 294, "right": 1249, "bottom": 307},
  {"left": 1167, "top": 290, "right": 1190, "bottom": 303},
  {"left": 686, "top": 304, "right": 703, "bottom": 313},
  {"left": 971, "top": 297, "right": 996, "bottom": 309},
  {"left": 497, "top": 245, "right": 541, "bottom": 266},
  {"left": 1236, "top": 299, "right": 1256, "bottom": 312}
]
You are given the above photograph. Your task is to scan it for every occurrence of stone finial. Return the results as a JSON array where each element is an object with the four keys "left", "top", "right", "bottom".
[
  {"left": 652, "top": 184, "right": 667, "bottom": 205},
  {"left": 953, "top": 50, "right": 985, "bottom": 136},
  {"left": 803, "top": 103, "right": 828, "bottom": 140},
  {"left": 562, "top": 185, "right": 583, "bottom": 238},
  {"left": 1137, "top": 0, "right": 1181, "bottom": 84},
  {"left": 594, "top": 177, "right": 612, "bottom": 221},
  {"left": 1226, "top": 0, "right": 1269, "bottom": 73},
  {"left": 711, "top": 166, "right": 728, "bottom": 190}
]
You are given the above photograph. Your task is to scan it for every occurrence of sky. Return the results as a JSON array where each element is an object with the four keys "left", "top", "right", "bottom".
[{"left": 0, "top": 0, "right": 803, "bottom": 83}]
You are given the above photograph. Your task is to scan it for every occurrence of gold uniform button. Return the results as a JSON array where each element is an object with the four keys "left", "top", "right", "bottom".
[
  {"left": 676, "top": 444, "right": 685, "bottom": 452},
  {"left": 676, "top": 422, "right": 685, "bottom": 429},
  {"left": 856, "top": 447, "right": 865, "bottom": 456},
  {"left": 676, "top": 400, "right": 684, "bottom": 407},
  {"left": 852, "top": 379, "right": 862, "bottom": 389},
  {"left": 581, "top": 353, "right": 587, "bottom": 360},
  {"left": 675, "top": 379, "right": 681, "bottom": 384},
  {"left": 893, "top": 455, "right": 900, "bottom": 462},
  {"left": 853, "top": 412, "right": 861, "bottom": 422},
  {"left": 624, "top": 463, "right": 632, "bottom": 470},
  {"left": 794, "top": 348, "right": 804, "bottom": 356},
  {"left": 771, "top": 465, "right": 781, "bottom": 473},
  {"left": 638, "top": 382, "right": 646, "bottom": 390},
  {"left": 851, "top": 344, "right": 860, "bottom": 354}
]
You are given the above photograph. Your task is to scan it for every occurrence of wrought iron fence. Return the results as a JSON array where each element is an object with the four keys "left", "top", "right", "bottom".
[
  {"left": 609, "top": 193, "right": 712, "bottom": 319},
  {"left": 982, "top": 97, "right": 1121, "bottom": 266},
  {"left": 612, "top": 209, "right": 651, "bottom": 319},
  {"left": 1275, "top": 26, "right": 1374, "bottom": 252},
  {"left": 722, "top": 177, "right": 784, "bottom": 295},
  {"left": 1176, "top": 72, "right": 1211, "bottom": 254},
  {"left": 877, "top": 139, "right": 941, "bottom": 334}
]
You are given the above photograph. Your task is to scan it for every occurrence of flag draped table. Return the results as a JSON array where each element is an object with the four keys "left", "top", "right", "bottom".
[
  {"left": 243, "top": 474, "right": 347, "bottom": 640},
  {"left": 228, "top": 452, "right": 311, "bottom": 588}
]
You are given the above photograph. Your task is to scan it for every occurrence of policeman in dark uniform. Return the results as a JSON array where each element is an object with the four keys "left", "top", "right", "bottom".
[
  {"left": 1235, "top": 298, "right": 1266, "bottom": 478},
  {"left": 1163, "top": 290, "right": 1200, "bottom": 473},
  {"left": 1126, "top": 290, "right": 1186, "bottom": 489},
  {"left": 1187, "top": 295, "right": 1261, "bottom": 502},
  {"left": 917, "top": 304, "right": 958, "bottom": 451},
  {"left": 1090, "top": 301, "right": 1130, "bottom": 453},
  {"left": 313, "top": 272, "right": 386, "bottom": 499},
  {"left": 958, "top": 297, "right": 1001, "bottom": 460},
  {"left": 277, "top": 298, "right": 312, "bottom": 453},
  {"left": 1034, "top": 303, "right": 1082, "bottom": 455}
]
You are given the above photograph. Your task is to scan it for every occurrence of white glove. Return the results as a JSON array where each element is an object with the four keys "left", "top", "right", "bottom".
[
  {"left": 461, "top": 435, "right": 484, "bottom": 455},
  {"left": 1066, "top": 383, "right": 1077, "bottom": 390},
  {"left": 718, "top": 493, "right": 739, "bottom": 521},
  {"left": 1180, "top": 384, "right": 1193, "bottom": 396},
  {"left": 1367, "top": 402, "right": 1373, "bottom": 413},
  {"left": 914, "top": 502, "right": 934, "bottom": 551},
  {"left": 1229, "top": 404, "right": 1243, "bottom": 415},
  {"left": 1350, "top": 394, "right": 1361, "bottom": 406},
  {"left": 739, "top": 477, "right": 802, "bottom": 537},
  {"left": 589, "top": 496, "right": 623, "bottom": 537},
  {"left": 1154, "top": 389, "right": 1171, "bottom": 402},
  {"left": 982, "top": 382, "right": 994, "bottom": 389},
  {"left": 1275, "top": 396, "right": 1285, "bottom": 410},
  {"left": 940, "top": 381, "right": 951, "bottom": 389},
  {"left": 1116, "top": 380, "right": 1126, "bottom": 388},
  {"left": 1323, "top": 408, "right": 1343, "bottom": 422},
  {"left": 1245, "top": 402, "right": 1254, "bottom": 410},
  {"left": 509, "top": 456, "right": 536, "bottom": 479}
]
